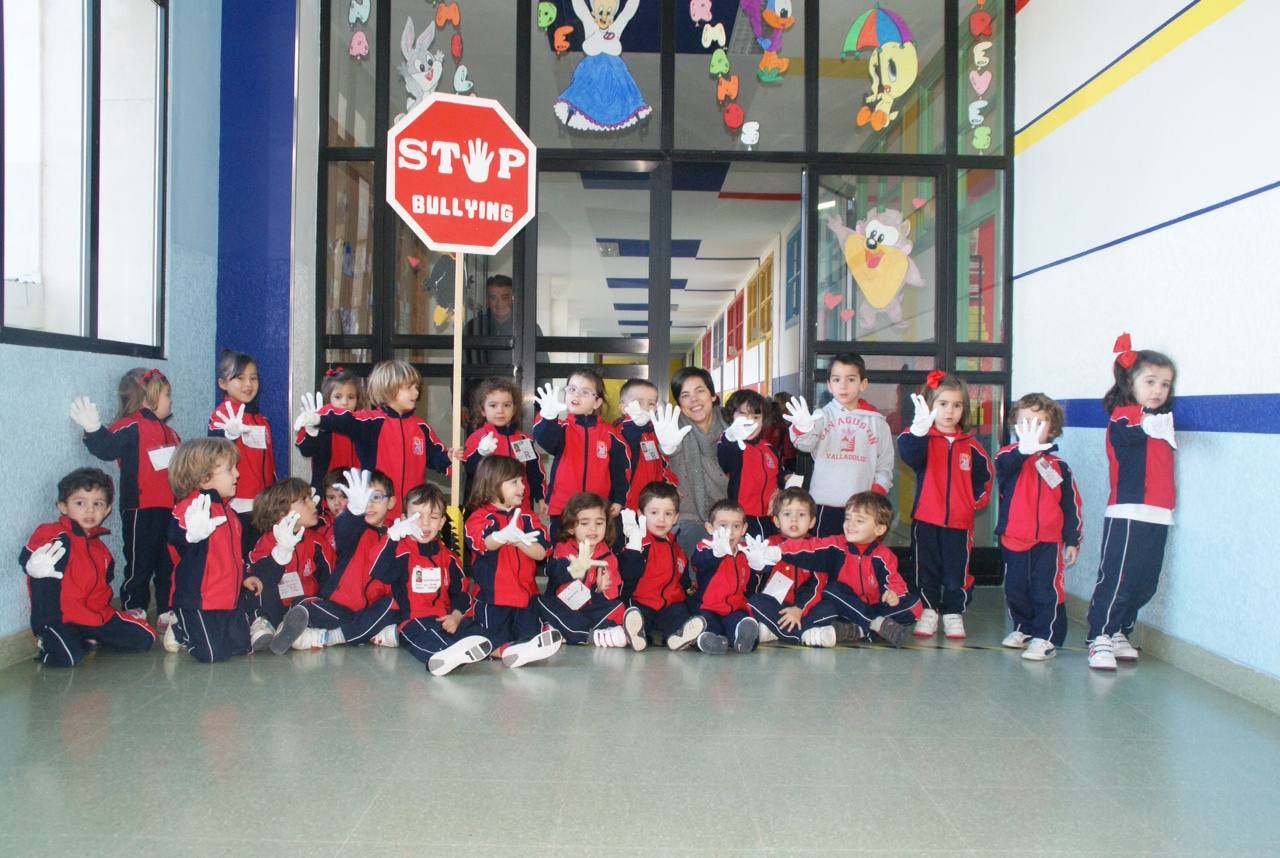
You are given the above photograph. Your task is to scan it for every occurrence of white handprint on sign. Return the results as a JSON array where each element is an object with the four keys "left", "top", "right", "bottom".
[{"left": 462, "top": 138, "right": 494, "bottom": 183}]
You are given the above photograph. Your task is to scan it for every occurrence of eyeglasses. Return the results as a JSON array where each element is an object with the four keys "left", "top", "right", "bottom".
[
  {"left": 565, "top": 385, "right": 597, "bottom": 398},
  {"left": 369, "top": 492, "right": 389, "bottom": 503}
]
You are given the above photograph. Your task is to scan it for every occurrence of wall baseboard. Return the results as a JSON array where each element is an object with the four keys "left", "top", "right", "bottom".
[
  {"left": 0, "top": 629, "right": 35, "bottom": 671},
  {"left": 1065, "top": 594, "right": 1280, "bottom": 716}
]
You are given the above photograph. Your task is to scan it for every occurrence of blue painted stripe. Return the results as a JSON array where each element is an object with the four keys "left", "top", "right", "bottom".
[
  {"left": 1060, "top": 393, "right": 1280, "bottom": 434},
  {"left": 614, "top": 302, "right": 679, "bottom": 311},
  {"left": 599, "top": 239, "right": 701, "bottom": 258},
  {"left": 606, "top": 277, "right": 689, "bottom": 290},
  {"left": 1014, "top": 179, "right": 1280, "bottom": 280}
]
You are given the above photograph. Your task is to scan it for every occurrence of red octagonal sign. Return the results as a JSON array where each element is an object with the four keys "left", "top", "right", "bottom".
[{"left": 386, "top": 93, "right": 537, "bottom": 256}]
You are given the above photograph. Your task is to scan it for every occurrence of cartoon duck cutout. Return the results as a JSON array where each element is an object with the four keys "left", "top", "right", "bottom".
[
  {"left": 740, "top": 0, "right": 795, "bottom": 82},
  {"left": 842, "top": 4, "right": 919, "bottom": 132},
  {"left": 826, "top": 209, "right": 924, "bottom": 332}
]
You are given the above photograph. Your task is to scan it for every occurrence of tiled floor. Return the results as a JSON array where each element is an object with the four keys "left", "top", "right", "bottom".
[{"left": 3, "top": 588, "right": 1279, "bottom": 856}]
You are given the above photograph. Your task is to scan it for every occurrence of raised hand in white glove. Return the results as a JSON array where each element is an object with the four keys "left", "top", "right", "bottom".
[
  {"left": 535, "top": 383, "right": 568, "bottom": 420},
  {"left": 25, "top": 541, "right": 66, "bottom": 580},
  {"left": 651, "top": 404, "right": 693, "bottom": 456},
  {"left": 212, "top": 401, "right": 247, "bottom": 440},
  {"left": 492, "top": 517, "right": 538, "bottom": 546},
  {"left": 624, "top": 399, "right": 651, "bottom": 427},
  {"left": 909, "top": 393, "right": 938, "bottom": 437},
  {"left": 741, "top": 534, "right": 773, "bottom": 571},
  {"left": 335, "top": 468, "right": 373, "bottom": 517},
  {"left": 1014, "top": 417, "right": 1053, "bottom": 455},
  {"left": 723, "top": 414, "right": 759, "bottom": 451},
  {"left": 270, "top": 511, "right": 304, "bottom": 564},
  {"left": 476, "top": 431, "right": 499, "bottom": 457},
  {"left": 294, "top": 391, "right": 323, "bottom": 437},
  {"left": 710, "top": 525, "right": 735, "bottom": 558},
  {"left": 783, "top": 396, "right": 823, "bottom": 436},
  {"left": 184, "top": 494, "right": 228, "bottom": 543},
  {"left": 621, "top": 509, "right": 647, "bottom": 552},
  {"left": 567, "top": 540, "right": 609, "bottom": 580},
  {"left": 1141, "top": 412, "right": 1178, "bottom": 449},
  {"left": 69, "top": 397, "right": 102, "bottom": 433},
  {"left": 387, "top": 512, "right": 424, "bottom": 542}
]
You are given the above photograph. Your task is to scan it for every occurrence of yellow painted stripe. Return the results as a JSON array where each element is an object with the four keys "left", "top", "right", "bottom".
[{"left": 1014, "top": 0, "right": 1245, "bottom": 155}]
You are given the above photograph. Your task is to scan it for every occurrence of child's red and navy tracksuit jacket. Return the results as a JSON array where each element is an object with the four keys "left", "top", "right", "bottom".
[
  {"left": 318, "top": 405, "right": 452, "bottom": 504},
  {"left": 168, "top": 491, "right": 246, "bottom": 612},
  {"left": 531, "top": 414, "right": 630, "bottom": 515},
  {"left": 464, "top": 504, "right": 550, "bottom": 608},
  {"left": 296, "top": 404, "right": 361, "bottom": 493},
  {"left": 618, "top": 533, "right": 691, "bottom": 612},
  {"left": 384, "top": 537, "right": 472, "bottom": 626},
  {"left": 464, "top": 423, "right": 545, "bottom": 513},
  {"left": 897, "top": 427, "right": 993, "bottom": 530},
  {"left": 538, "top": 540, "right": 626, "bottom": 641},
  {"left": 994, "top": 444, "right": 1082, "bottom": 551},
  {"left": 319, "top": 510, "right": 397, "bottom": 613},
  {"left": 248, "top": 528, "right": 335, "bottom": 623},
  {"left": 743, "top": 533, "right": 828, "bottom": 642},
  {"left": 617, "top": 417, "right": 678, "bottom": 510},
  {"left": 208, "top": 399, "right": 276, "bottom": 504},
  {"left": 689, "top": 543, "right": 752, "bottom": 618},
  {"left": 1106, "top": 405, "right": 1176, "bottom": 516},
  {"left": 716, "top": 435, "right": 782, "bottom": 523},
  {"left": 781, "top": 537, "right": 920, "bottom": 616},
  {"left": 82, "top": 408, "right": 180, "bottom": 510}
]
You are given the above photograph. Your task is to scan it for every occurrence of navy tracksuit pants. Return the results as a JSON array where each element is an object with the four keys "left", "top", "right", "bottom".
[
  {"left": 473, "top": 599, "right": 544, "bottom": 648},
  {"left": 1003, "top": 542, "right": 1068, "bottom": 646},
  {"left": 251, "top": 584, "right": 302, "bottom": 627},
  {"left": 630, "top": 600, "right": 696, "bottom": 641},
  {"left": 36, "top": 612, "right": 155, "bottom": 668},
  {"left": 748, "top": 593, "right": 831, "bottom": 643},
  {"left": 119, "top": 508, "right": 173, "bottom": 613},
  {"left": 399, "top": 616, "right": 491, "bottom": 665},
  {"left": 300, "top": 597, "right": 397, "bottom": 645},
  {"left": 909, "top": 521, "right": 973, "bottom": 615},
  {"left": 173, "top": 606, "right": 252, "bottom": 663},
  {"left": 697, "top": 609, "right": 758, "bottom": 650},
  {"left": 537, "top": 591, "right": 624, "bottom": 645},
  {"left": 1087, "top": 517, "right": 1168, "bottom": 641},
  {"left": 815, "top": 581, "right": 921, "bottom": 632},
  {"left": 814, "top": 505, "right": 847, "bottom": 538}
]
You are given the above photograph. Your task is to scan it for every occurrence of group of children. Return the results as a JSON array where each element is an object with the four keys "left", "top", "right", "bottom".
[{"left": 23, "top": 334, "right": 1178, "bottom": 674}]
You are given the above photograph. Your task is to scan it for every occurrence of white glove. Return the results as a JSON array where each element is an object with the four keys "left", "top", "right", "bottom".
[
  {"left": 335, "top": 468, "right": 373, "bottom": 517},
  {"left": 624, "top": 399, "right": 651, "bottom": 427},
  {"left": 270, "top": 511, "right": 304, "bottom": 565},
  {"left": 69, "top": 397, "right": 102, "bottom": 433},
  {"left": 310, "top": 488, "right": 321, "bottom": 511},
  {"left": 293, "top": 391, "right": 323, "bottom": 437},
  {"left": 477, "top": 431, "right": 499, "bottom": 457},
  {"left": 493, "top": 518, "right": 539, "bottom": 546},
  {"left": 782, "top": 396, "right": 823, "bottom": 436},
  {"left": 25, "top": 541, "right": 66, "bottom": 580},
  {"left": 1141, "top": 412, "right": 1178, "bottom": 449},
  {"left": 741, "top": 535, "right": 770, "bottom": 571},
  {"left": 387, "top": 512, "right": 424, "bottom": 542},
  {"left": 535, "top": 383, "right": 568, "bottom": 420},
  {"left": 909, "top": 393, "right": 938, "bottom": 437},
  {"left": 567, "top": 541, "right": 608, "bottom": 580},
  {"left": 651, "top": 404, "right": 693, "bottom": 456},
  {"left": 1014, "top": 417, "right": 1053, "bottom": 455},
  {"left": 723, "top": 415, "right": 759, "bottom": 451},
  {"left": 710, "top": 525, "right": 734, "bottom": 558},
  {"left": 212, "top": 401, "right": 247, "bottom": 440},
  {"left": 621, "top": 509, "right": 647, "bottom": 552},
  {"left": 184, "top": 494, "right": 228, "bottom": 543}
]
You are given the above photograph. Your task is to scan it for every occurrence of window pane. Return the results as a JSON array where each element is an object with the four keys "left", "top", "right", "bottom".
[
  {"left": 393, "top": 222, "right": 508, "bottom": 339},
  {"left": 675, "top": 1, "right": 805, "bottom": 151},
  {"left": 325, "top": 162, "right": 375, "bottom": 335},
  {"left": 326, "top": 348, "right": 371, "bottom": 365},
  {"left": 328, "top": 0, "right": 376, "bottom": 145},
  {"left": 817, "top": 354, "right": 935, "bottom": 375},
  {"left": 958, "top": 0, "right": 1003, "bottom": 156},
  {"left": 817, "top": 174, "right": 936, "bottom": 343},
  {"left": 956, "top": 168, "right": 1004, "bottom": 343},
  {"left": 529, "top": 0, "right": 660, "bottom": 149},
  {"left": 3, "top": 0, "right": 87, "bottom": 336},
  {"left": 819, "top": 0, "right": 945, "bottom": 155},
  {"left": 965, "top": 381, "right": 1004, "bottom": 548},
  {"left": 97, "top": 0, "right": 162, "bottom": 345},
  {"left": 955, "top": 356, "right": 1004, "bottom": 372}
]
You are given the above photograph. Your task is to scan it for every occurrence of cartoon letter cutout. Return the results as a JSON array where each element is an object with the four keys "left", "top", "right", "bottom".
[{"left": 717, "top": 75, "right": 740, "bottom": 104}]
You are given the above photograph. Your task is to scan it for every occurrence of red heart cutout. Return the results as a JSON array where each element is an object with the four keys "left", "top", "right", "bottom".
[
  {"left": 911, "top": 197, "right": 926, "bottom": 210},
  {"left": 407, "top": 256, "right": 420, "bottom": 269},
  {"left": 823, "top": 293, "right": 843, "bottom": 310},
  {"left": 970, "top": 11, "right": 992, "bottom": 37},
  {"left": 840, "top": 308, "right": 855, "bottom": 321}
]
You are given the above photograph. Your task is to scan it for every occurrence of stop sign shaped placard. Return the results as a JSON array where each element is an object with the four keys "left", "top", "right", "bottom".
[{"left": 386, "top": 93, "right": 537, "bottom": 256}]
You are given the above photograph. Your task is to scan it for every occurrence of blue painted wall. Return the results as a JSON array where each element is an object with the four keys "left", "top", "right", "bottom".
[
  {"left": 0, "top": 0, "right": 223, "bottom": 641},
  {"left": 215, "top": 0, "right": 296, "bottom": 475}
]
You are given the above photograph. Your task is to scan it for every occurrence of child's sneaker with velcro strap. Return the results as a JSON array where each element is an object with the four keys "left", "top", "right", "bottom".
[
  {"left": 1111, "top": 632, "right": 1139, "bottom": 661},
  {"left": 1088, "top": 635, "right": 1117, "bottom": 671},
  {"left": 1022, "top": 638, "right": 1056, "bottom": 661}
]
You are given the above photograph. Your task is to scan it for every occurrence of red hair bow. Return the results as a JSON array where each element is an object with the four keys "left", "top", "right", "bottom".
[
  {"left": 1113, "top": 333, "right": 1138, "bottom": 369},
  {"left": 926, "top": 370, "right": 946, "bottom": 389},
  {"left": 142, "top": 368, "right": 163, "bottom": 382},
  {"left": 324, "top": 366, "right": 345, "bottom": 377}
]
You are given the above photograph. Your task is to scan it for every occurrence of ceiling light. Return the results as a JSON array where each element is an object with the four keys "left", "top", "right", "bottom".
[
  {"left": 817, "top": 200, "right": 836, "bottom": 210},
  {"left": 597, "top": 241, "right": 620, "bottom": 258}
]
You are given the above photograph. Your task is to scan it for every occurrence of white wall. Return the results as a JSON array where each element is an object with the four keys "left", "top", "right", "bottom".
[{"left": 1013, "top": 0, "right": 1280, "bottom": 677}]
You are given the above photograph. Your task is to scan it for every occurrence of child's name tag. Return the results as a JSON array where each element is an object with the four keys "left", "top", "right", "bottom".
[
  {"left": 148, "top": 446, "right": 176, "bottom": 470},
  {"left": 412, "top": 565, "right": 442, "bottom": 594},
  {"left": 511, "top": 438, "right": 537, "bottom": 462},
  {"left": 640, "top": 440, "right": 660, "bottom": 462},
  {"left": 1035, "top": 457, "right": 1063, "bottom": 489},
  {"left": 762, "top": 571, "right": 793, "bottom": 603},
  {"left": 558, "top": 580, "right": 591, "bottom": 610},
  {"left": 784, "top": 474, "right": 804, "bottom": 489},
  {"left": 278, "top": 572, "right": 305, "bottom": 600},
  {"left": 241, "top": 425, "right": 268, "bottom": 449}
]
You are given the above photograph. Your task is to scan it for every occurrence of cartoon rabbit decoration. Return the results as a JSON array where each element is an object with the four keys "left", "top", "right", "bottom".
[{"left": 397, "top": 17, "right": 444, "bottom": 116}]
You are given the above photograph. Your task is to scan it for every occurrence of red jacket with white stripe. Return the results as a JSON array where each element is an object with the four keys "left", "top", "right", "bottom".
[
  {"left": 544, "top": 540, "right": 621, "bottom": 602},
  {"left": 20, "top": 517, "right": 117, "bottom": 630},
  {"left": 321, "top": 510, "right": 396, "bottom": 612},
  {"left": 296, "top": 404, "right": 361, "bottom": 492},
  {"left": 781, "top": 536, "right": 918, "bottom": 616},
  {"left": 208, "top": 399, "right": 276, "bottom": 504},
  {"left": 617, "top": 417, "right": 678, "bottom": 510},
  {"left": 82, "top": 409, "right": 181, "bottom": 509},
  {"left": 995, "top": 445, "right": 1083, "bottom": 551},
  {"left": 618, "top": 533, "right": 690, "bottom": 612},
  {"left": 1106, "top": 404, "right": 1176, "bottom": 514},
  {"left": 750, "top": 533, "right": 825, "bottom": 616},
  {"left": 465, "top": 504, "right": 549, "bottom": 608},
  {"left": 717, "top": 435, "right": 782, "bottom": 518},
  {"left": 531, "top": 414, "right": 630, "bottom": 515},
  {"left": 464, "top": 423, "right": 545, "bottom": 513},
  {"left": 319, "top": 405, "right": 451, "bottom": 505},
  {"left": 689, "top": 543, "right": 751, "bottom": 617},
  {"left": 385, "top": 537, "right": 472, "bottom": 625},
  {"left": 898, "top": 427, "right": 992, "bottom": 530},
  {"left": 248, "top": 529, "right": 335, "bottom": 605},
  {"left": 168, "top": 491, "right": 245, "bottom": 611}
]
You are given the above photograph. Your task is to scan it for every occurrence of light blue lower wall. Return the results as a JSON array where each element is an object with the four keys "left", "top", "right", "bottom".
[
  {"left": 1056, "top": 426, "right": 1280, "bottom": 681},
  {"left": 0, "top": 0, "right": 221, "bottom": 641}
]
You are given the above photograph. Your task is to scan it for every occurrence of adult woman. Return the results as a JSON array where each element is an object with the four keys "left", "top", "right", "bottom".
[{"left": 664, "top": 367, "right": 729, "bottom": 560}]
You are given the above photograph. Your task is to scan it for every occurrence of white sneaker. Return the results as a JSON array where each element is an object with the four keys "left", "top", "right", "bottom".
[
  {"left": 125, "top": 607, "right": 148, "bottom": 623},
  {"left": 666, "top": 615, "right": 706, "bottom": 651},
  {"left": 370, "top": 625, "right": 400, "bottom": 647},
  {"left": 914, "top": 608, "right": 939, "bottom": 637},
  {"left": 292, "top": 628, "right": 329, "bottom": 650},
  {"left": 157, "top": 611, "right": 176, "bottom": 633},
  {"left": 1022, "top": 638, "right": 1056, "bottom": 661},
  {"left": 1111, "top": 631, "right": 1139, "bottom": 661},
  {"left": 801, "top": 626, "right": 837, "bottom": 648},
  {"left": 1088, "top": 635, "right": 1117, "bottom": 671},
  {"left": 1002, "top": 630, "right": 1031, "bottom": 649},
  {"left": 249, "top": 617, "right": 275, "bottom": 652},
  {"left": 502, "top": 628, "right": 563, "bottom": 668},
  {"left": 757, "top": 623, "right": 779, "bottom": 644},
  {"left": 427, "top": 635, "right": 492, "bottom": 676},
  {"left": 592, "top": 626, "right": 626, "bottom": 648},
  {"left": 623, "top": 607, "right": 647, "bottom": 652},
  {"left": 941, "top": 613, "right": 966, "bottom": 640},
  {"left": 162, "top": 622, "right": 181, "bottom": 653}
]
